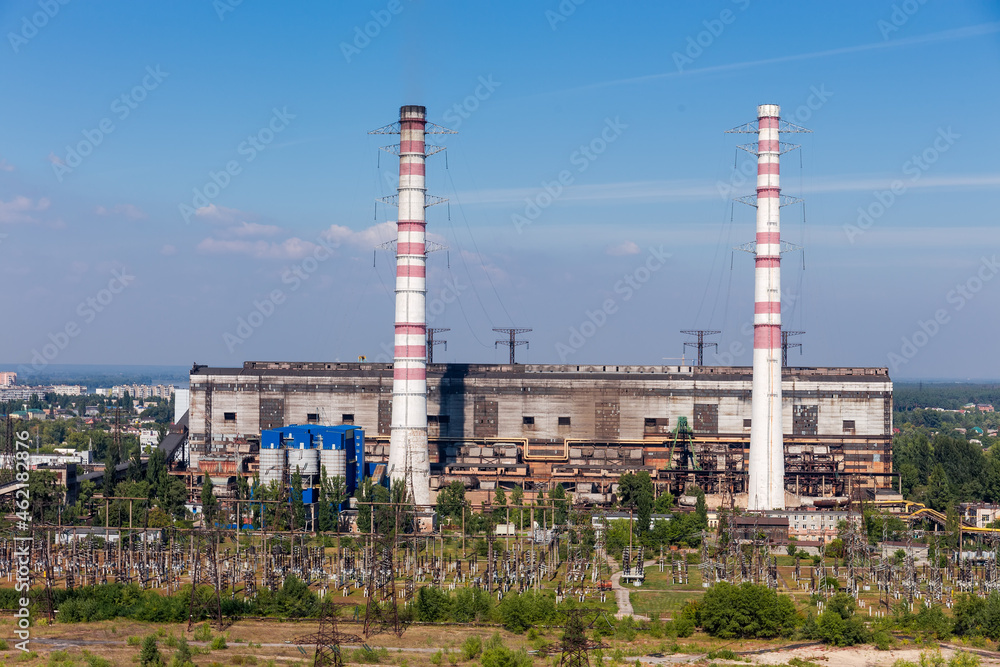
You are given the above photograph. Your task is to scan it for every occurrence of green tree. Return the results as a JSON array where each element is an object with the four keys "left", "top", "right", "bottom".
[
  {"left": 436, "top": 481, "right": 467, "bottom": 523},
  {"left": 146, "top": 447, "right": 166, "bottom": 496},
  {"left": 290, "top": 466, "right": 305, "bottom": 529},
  {"left": 699, "top": 582, "right": 797, "bottom": 639},
  {"left": 201, "top": 475, "right": 218, "bottom": 527},
  {"left": 511, "top": 485, "right": 524, "bottom": 529},
  {"left": 812, "top": 592, "right": 869, "bottom": 646},
  {"left": 826, "top": 538, "right": 845, "bottom": 560},
  {"left": 27, "top": 470, "right": 63, "bottom": 523},
  {"left": 550, "top": 483, "right": 569, "bottom": 525},
  {"left": 692, "top": 485, "right": 708, "bottom": 528},
  {"left": 139, "top": 635, "right": 162, "bottom": 667},
  {"left": 617, "top": 471, "right": 654, "bottom": 534},
  {"left": 654, "top": 491, "right": 675, "bottom": 513},
  {"left": 786, "top": 537, "right": 799, "bottom": 557},
  {"left": 414, "top": 586, "right": 451, "bottom": 622}
]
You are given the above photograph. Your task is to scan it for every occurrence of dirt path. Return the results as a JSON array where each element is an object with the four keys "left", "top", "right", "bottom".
[{"left": 608, "top": 557, "right": 656, "bottom": 620}]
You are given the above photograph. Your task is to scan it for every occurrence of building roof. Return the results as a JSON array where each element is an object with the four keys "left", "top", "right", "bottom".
[
  {"left": 189, "top": 361, "right": 891, "bottom": 383},
  {"left": 735, "top": 516, "right": 789, "bottom": 526}
]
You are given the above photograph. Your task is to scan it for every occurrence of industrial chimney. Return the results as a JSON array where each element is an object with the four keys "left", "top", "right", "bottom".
[
  {"left": 370, "top": 105, "right": 454, "bottom": 511},
  {"left": 728, "top": 104, "right": 809, "bottom": 511}
]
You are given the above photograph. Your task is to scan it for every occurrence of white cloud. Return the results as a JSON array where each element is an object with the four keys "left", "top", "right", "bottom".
[
  {"left": 46, "top": 152, "right": 64, "bottom": 166},
  {"left": 227, "top": 221, "right": 282, "bottom": 237},
  {"left": 194, "top": 204, "right": 246, "bottom": 224},
  {"left": 606, "top": 241, "right": 640, "bottom": 256},
  {"left": 322, "top": 221, "right": 396, "bottom": 248},
  {"left": 0, "top": 196, "right": 50, "bottom": 223},
  {"left": 96, "top": 203, "right": 147, "bottom": 220},
  {"left": 196, "top": 236, "right": 318, "bottom": 259}
]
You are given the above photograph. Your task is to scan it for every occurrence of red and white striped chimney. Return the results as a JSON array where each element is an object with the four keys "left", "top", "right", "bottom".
[
  {"left": 747, "top": 103, "right": 784, "bottom": 511},
  {"left": 388, "top": 105, "right": 431, "bottom": 507}
]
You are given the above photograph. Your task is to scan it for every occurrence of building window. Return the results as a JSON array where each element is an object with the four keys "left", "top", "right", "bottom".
[
  {"left": 843, "top": 419, "right": 856, "bottom": 434},
  {"left": 428, "top": 415, "right": 450, "bottom": 424},
  {"left": 522, "top": 416, "right": 535, "bottom": 425},
  {"left": 644, "top": 417, "right": 669, "bottom": 434},
  {"left": 306, "top": 413, "right": 319, "bottom": 423},
  {"left": 743, "top": 418, "right": 752, "bottom": 428},
  {"left": 342, "top": 414, "right": 355, "bottom": 425},
  {"left": 223, "top": 412, "right": 236, "bottom": 422},
  {"left": 558, "top": 416, "right": 571, "bottom": 426}
]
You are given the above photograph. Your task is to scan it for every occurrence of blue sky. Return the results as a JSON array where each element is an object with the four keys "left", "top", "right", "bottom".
[{"left": 1, "top": 0, "right": 998, "bottom": 379}]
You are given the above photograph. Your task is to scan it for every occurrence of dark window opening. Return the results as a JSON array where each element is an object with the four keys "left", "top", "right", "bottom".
[
  {"left": 223, "top": 412, "right": 236, "bottom": 422},
  {"left": 428, "top": 415, "right": 450, "bottom": 424},
  {"left": 306, "top": 413, "right": 319, "bottom": 423},
  {"left": 843, "top": 419, "right": 856, "bottom": 433},
  {"left": 342, "top": 414, "right": 355, "bottom": 424},
  {"left": 743, "top": 418, "right": 752, "bottom": 428},
  {"left": 644, "top": 417, "right": 670, "bottom": 433},
  {"left": 558, "top": 416, "right": 571, "bottom": 426},
  {"left": 523, "top": 416, "right": 535, "bottom": 425}
]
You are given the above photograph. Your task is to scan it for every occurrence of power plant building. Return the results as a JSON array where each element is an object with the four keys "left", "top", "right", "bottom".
[
  {"left": 188, "top": 361, "right": 892, "bottom": 505},
  {"left": 184, "top": 103, "right": 894, "bottom": 510}
]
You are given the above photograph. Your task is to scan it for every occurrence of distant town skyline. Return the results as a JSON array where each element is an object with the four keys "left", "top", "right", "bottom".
[{"left": 1, "top": 2, "right": 998, "bottom": 378}]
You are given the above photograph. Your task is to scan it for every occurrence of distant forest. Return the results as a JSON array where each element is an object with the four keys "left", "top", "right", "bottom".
[
  {"left": 894, "top": 383, "right": 1000, "bottom": 411},
  {"left": 893, "top": 383, "right": 1000, "bottom": 511}
]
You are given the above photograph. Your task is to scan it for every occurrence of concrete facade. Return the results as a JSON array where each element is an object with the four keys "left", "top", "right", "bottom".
[{"left": 188, "top": 362, "right": 893, "bottom": 499}]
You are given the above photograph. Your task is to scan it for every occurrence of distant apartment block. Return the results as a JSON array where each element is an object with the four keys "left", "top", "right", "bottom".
[
  {"left": 0, "top": 372, "right": 17, "bottom": 386},
  {"left": 0, "top": 386, "right": 52, "bottom": 401},
  {"left": 111, "top": 384, "right": 175, "bottom": 400},
  {"left": 51, "top": 385, "right": 86, "bottom": 395}
]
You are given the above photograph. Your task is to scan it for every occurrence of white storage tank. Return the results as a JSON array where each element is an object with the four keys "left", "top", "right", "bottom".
[
  {"left": 288, "top": 447, "right": 319, "bottom": 476},
  {"left": 320, "top": 448, "right": 347, "bottom": 479},
  {"left": 259, "top": 448, "right": 285, "bottom": 486}
]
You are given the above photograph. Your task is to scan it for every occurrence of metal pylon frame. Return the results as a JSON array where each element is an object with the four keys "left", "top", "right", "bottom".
[
  {"left": 294, "top": 601, "right": 363, "bottom": 667},
  {"left": 187, "top": 531, "right": 225, "bottom": 631}
]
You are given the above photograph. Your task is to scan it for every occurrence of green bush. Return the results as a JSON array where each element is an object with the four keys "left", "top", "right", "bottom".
[
  {"left": 210, "top": 635, "right": 228, "bottom": 651},
  {"left": 172, "top": 638, "right": 193, "bottom": 667},
  {"left": 139, "top": 636, "right": 163, "bottom": 667},
  {"left": 705, "top": 649, "right": 740, "bottom": 661},
  {"left": 193, "top": 624, "right": 213, "bottom": 642},
  {"left": 698, "top": 582, "right": 796, "bottom": 639},
  {"left": 352, "top": 646, "right": 388, "bottom": 664},
  {"left": 480, "top": 642, "right": 531, "bottom": 667},
  {"left": 82, "top": 652, "right": 113, "bottom": 667},
  {"left": 415, "top": 587, "right": 452, "bottom": 622},
  {"left": 0, "top": 640, "right": 8, "bottom": 650},
  {"left": 48, "top": 649, "right": 74, "bottom": 667},
  {"left": 127, "top": 636, "right": 143, "bottom": 647},
  {"left": 815, "top": 610, "right": 869, "bottom": 647},
  {"left": 461, "top": 636, "right": 483, "bottom": 661},
  {"left": 673, "top": 616, "right": 694, "bottom": 638},
  {"left": 947, "top": 651, "right": 981, "bottom": 667},
  {"left": 493, "top": 591, "right": 556, "bottom": 633},
  {"left": 872, "top": 628, "right": 895, "bottom": 650}
]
